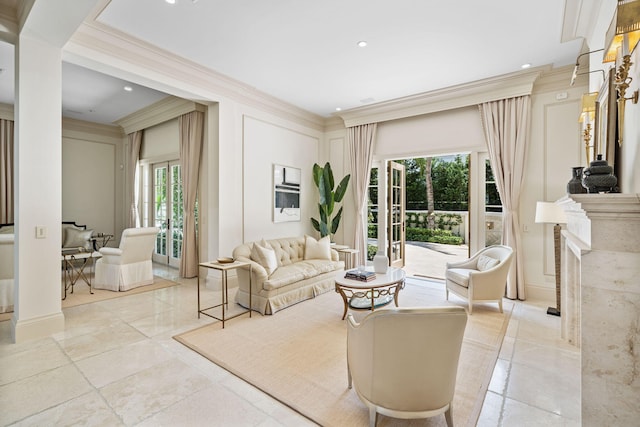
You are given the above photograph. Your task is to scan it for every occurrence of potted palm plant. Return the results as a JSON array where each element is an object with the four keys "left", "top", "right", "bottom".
[{"left": 311, "top": 162, "right": 350, "bottom": 241}]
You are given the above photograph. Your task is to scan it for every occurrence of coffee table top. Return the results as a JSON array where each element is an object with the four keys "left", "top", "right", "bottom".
[{"left": 335, "top": 266, "right": 405, "bottom": 289}]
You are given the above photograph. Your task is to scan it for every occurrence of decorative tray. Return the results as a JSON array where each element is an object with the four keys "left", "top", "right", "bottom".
[{"left": 216, "top": 257, "right": 235, "bottom": 264}]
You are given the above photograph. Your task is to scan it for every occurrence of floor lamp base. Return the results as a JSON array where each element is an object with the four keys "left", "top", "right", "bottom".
[{"left": 547, "top": 307, "right": 561, "bottom": 317}]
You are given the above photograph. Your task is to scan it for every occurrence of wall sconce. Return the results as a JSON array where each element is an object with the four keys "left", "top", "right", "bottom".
[
  {"left": 578, "top": 92, "right": 598, "bottom": 165},
  {"left": 603, "top": 0, "right": 640, "bottom": 146}
]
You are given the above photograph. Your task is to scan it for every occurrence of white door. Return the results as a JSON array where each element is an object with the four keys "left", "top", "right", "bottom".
[{"left": 152, "top": 161, "right": 183, "bottom": 267}]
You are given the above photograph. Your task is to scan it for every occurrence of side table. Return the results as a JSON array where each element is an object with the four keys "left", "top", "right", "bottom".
[
  {"left": 198, "top": 260, "right": 252, "bottom": 328},
  {"left": 336, "top": 248, "right": 359, "bottom": 270},
  {"left": 61, "top": 249, "right": 102, "bottom": 300}
]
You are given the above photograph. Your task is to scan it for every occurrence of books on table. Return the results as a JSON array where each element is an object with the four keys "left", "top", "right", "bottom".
[{"left": 345, "top": 269, "right": 376, "bottom": 282}]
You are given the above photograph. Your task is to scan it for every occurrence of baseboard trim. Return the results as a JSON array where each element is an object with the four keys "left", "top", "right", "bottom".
[
  {"left": 525, "top": 283, "right": 555, "bottom": 304},
  {"left": 11, "top": 311, "right": 65, "bottom": 343}
]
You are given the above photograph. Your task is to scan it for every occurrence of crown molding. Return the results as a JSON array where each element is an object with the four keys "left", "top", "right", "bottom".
[
  {"left": 63, "top": 116, "right": 123, "bottom": 140},
  {"left": 534, "top": 64, "right": 588, "bottom": 93},
  {"left": 335, "top": 66, "right": 548, "bottom": 127},
  {"left": 115, "top": 96, "right": 206, "bottom": 135},
  {"left": 65, "top": 21, "right": 326, "bottom": 132},
  {"left": 0, "top": 0, "right": 17, "bottom": 43}
]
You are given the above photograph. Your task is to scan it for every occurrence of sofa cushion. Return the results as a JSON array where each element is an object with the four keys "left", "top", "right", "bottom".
[
  {"left": 477, "top": 254, "right": 499, "bottom": 271},
  {"left": 264, "top": 260, "right": 341, "bottom": 290},
  {"left": 446, "top": 268, "right": 472, "bottom": 288},
  {"left": 63, "top": 228, "right": 93, "bottom": 250},
  {"left": 304, "top": 235, "right": 331, "bottom": 260},
  {"left": 251, "top": 241, "right": 278, "bottom": 275}
]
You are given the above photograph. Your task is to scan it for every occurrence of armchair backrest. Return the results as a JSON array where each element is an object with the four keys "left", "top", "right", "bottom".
[
  {"left": 347, "top": 306, "right": 467, "bottom": 412},
  {"left": 0, "top": 234, "right": 14, "bottom": 280},
  {"left": 118, "top": 227, "right": 160, "bottom": 264},
  {"left": 473, "top": 245, "right": 513, "bottom": 273}
]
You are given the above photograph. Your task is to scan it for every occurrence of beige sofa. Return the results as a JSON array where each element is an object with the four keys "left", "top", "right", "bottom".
[{"left": 232, "top": 236, "right": 345, "bottom": 315}]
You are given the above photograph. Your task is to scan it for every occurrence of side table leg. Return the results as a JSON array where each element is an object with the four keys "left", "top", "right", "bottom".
[{"left": 197, "top": 267, "right": 201, "bottom": 318}]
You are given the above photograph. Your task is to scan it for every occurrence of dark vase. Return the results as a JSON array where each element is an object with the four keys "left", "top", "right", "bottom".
[
  {"left": 567, "top": 166, "right": 586, "bottom": 194},
  {"left": 582, "top": 154, "right": 618, "bottom": 193}
]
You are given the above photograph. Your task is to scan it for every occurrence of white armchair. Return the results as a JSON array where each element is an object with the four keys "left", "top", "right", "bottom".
[
  {"left": 347, "top": 306, "right": 468, "bottom": 427},
  {"left": 445, "top": 245, "right": 513, "bottom": 314},
  {"left": 0, "top": 234, "right": 14, "bottom": 312},
  {"left": 94, "top": 227, "right": 159, "bottom": 291}
]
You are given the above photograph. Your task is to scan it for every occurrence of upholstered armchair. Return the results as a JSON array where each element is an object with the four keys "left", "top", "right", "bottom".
[
  {"left": 347, "top": 307, "right": 468, "bottom": 427},
  {"left": 445, "top": 245, "right": 513, "bottom": 314},
  {"left": 0, "top": 234, "right": 14, "bottom": 313},
  {"left": 94, "top": 227, "right": 159, "bottom": 291}
]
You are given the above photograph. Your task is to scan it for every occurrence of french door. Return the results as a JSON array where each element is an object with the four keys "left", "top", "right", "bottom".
[
  {"left": 387, "top": 161, "right": 405, "bottom": 268},
  {"left": 152, "top": 161, "right": 183, "bottom": 267}
]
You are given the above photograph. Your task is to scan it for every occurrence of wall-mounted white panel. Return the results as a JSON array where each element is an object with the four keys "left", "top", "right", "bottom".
[
  {"left": 62, "top": 139, "right": 115, "bottom": 235},
  {"left": 376, "top": 106, "right": 485, "bottom": 159},
  {"left": 141, "top": 118, "right": 179, "bottom": 159}
]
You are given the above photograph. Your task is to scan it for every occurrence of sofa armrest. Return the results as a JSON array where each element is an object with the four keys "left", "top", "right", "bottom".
[
  {"left": 235, "top": 256, "right": 268, "bottom": 293},
  {"left": 99, "top": 247, "right": 123, "bottom": 265},
  {"left": 331, "top": 249, "right": 339, "bottom": 262}
]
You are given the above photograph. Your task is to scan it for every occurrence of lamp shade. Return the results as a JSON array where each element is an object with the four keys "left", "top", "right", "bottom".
[
  {"left": 535, "top": 202, "right": 567, "bottom": 224},
  {"left": 578, "top": 92, "right": 598, "bottom": 123},
  {"left": 603, "top": 0, "right": 640, "bottom": 63}
]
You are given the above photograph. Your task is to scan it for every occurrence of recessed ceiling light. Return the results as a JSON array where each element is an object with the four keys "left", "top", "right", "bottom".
[
  {"left": 124, "top": 85, "right": 133, "bottom": 92},
  {"left": 521, "top": 63, "right": 532, "bottom": 69},
  {"left": 357, "top": 41, "right": 368, "bottom": 48},
  {"left": 165, "top": 0, "right": 176, "bottom": 4},
  {"left": 335, "top": 107, "right": 342, "bottom": 111}
]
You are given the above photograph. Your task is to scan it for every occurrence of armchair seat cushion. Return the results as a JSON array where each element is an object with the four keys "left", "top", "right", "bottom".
[{"left": 445, "top": 268, "right": 472, "bottom": 288}]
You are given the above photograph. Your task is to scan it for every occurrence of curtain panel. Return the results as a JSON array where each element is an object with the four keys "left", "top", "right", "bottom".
[
  {"left": 0, "top": 119, "right": 14, "bottom": 224},
  {"left": 348, "top": 123, "right": 377, "bottom": 266},
  {"left": 178, "top": 111, "right": 204, "bottom": 278},
  {"left": 479, "top": 95, "right": 531, "bottom": 300},
  {"left": 127, "top": 131, "right": 143, "bottom": 228}
]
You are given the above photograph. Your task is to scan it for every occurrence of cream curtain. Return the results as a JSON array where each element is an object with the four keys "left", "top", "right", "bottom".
[
  {"left": 348, "top": 123, "right": 377, "bottom": 266},
  {"left": 127, "top": 131, "right": 143, "bottom": 228},
  {"left": 178, "top": 111, "right": 204, "bottom": 278},
  {"left": 0, "top": 119, "right": 14, "bottom": 224},
  {"left": 479, "top": 95, "right": 531, "bottom": 300}
]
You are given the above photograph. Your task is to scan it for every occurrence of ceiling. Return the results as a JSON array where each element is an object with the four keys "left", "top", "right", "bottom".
[{"left": 0, "top": 0, "right": 589, "bottom": 126}]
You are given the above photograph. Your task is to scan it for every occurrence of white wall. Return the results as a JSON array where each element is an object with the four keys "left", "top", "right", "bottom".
[{"left": 242, "top": 115, "right": 319, "bottom": 242}]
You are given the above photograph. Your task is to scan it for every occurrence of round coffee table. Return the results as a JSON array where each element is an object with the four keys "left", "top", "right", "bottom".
[{"left": 334, "top": 267, "right": 406, "bottom": 320}]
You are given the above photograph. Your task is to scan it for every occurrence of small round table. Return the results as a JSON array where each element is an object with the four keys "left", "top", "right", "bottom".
[{"left": 334, "top": 267, "right": 406, "bottom": 320}]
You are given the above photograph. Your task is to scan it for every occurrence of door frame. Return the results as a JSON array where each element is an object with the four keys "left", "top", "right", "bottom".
[{"left": 151, "top": 160, "right": 182, "bottom": 268}]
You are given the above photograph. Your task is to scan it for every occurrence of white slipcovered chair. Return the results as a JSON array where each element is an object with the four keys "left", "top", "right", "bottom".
[
  {"left": 0, "top": 234, "right": 15, "bottom": 312},
  {"left": 94, "top": 227, "right": 159, "bottom": 291},
  {"left": 347, "top": 306, "right": 468, "bottom": 427},
  {"left": 445, "top": 244, "right": 513, "bottom": 314}
]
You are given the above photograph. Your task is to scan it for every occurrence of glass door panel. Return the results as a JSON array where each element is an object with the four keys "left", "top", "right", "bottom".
[
  {"left": 152, "top": 161, "right": 182, "bottom": 267},
  {"left": 387, "top": 161, "right": 405, "bottom": 268}
]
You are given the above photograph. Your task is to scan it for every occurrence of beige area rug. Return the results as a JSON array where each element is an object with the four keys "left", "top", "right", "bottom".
[
  {"left": 174, "top": 278, "right": 512, "bottom": 427},
  {"left": 0, "top": 276, "right": 179, "bottom": 322}
]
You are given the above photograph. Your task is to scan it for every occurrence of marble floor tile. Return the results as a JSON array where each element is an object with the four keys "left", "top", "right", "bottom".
[
  {"left": 55, "top": 320, "right": 146, "bottom": 361},
  {"left": 0, "top": 338, "right": 69, "bottom": 386},
  {"left": 75, "top": 339, "right": 175, "bottom": 388},
  {"left": 0, "top": 364, "right": 93, "bottom": 425},
  {"left": 501, "top": 397, "right": 580, "bottom": 427},
  {"left": 98, "top": 358, "right": 211, "bottom": 425},
  {"left": 11, "top": 391, "right": 123, "bottom": 427}
]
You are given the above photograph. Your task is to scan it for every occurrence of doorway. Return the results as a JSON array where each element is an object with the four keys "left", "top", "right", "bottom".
[{"left": 151, "top": 161, "right": 183, "bottom": 267}]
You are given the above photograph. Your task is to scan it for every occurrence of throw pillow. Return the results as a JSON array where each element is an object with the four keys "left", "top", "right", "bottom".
[
  {"left": 251, "top": 242, "right": 278, "bottom": 275},
  {"left": 63, "top": 228, "right": 93, "bottom": 251},
  {"left": 477, "top": 254, "right": 499, "bottom": 271},
  {"left": 304, "top": 235, "right": 331, "bottom": 260}
]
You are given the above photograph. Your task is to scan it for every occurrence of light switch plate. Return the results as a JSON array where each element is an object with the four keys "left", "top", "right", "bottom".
[{"left": 35, "top": 226, "right": 47, "bottom": 239}]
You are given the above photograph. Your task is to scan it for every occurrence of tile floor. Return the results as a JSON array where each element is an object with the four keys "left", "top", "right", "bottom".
[{"left": 0, "top": 265, "right": 580, "bottom": 426}]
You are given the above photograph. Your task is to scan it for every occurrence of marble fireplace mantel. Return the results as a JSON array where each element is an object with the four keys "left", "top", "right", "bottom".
[{"left": 556, "top": 193, "right": 640, "bottom": 425}]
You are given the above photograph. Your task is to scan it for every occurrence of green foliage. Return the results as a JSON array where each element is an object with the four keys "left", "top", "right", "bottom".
[
  {"left": 311, "top": 162, "right": 351, "bottom": 238},
  {"left": 367, "top": 244, "right": 378, "bottom": 261},
  {"left": 404, "top": 155, "right": 469, "bottom": 211},
  {"left": 406, "top": 227, "right": 463, "bottom": 245}
]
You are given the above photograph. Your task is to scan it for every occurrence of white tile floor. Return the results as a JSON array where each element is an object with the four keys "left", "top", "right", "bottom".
[{"left": 0, "top": 265, "right": 580, "bottom": 426}]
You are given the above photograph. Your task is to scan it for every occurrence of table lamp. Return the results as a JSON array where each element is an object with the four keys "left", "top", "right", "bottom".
[{"left": 534, "top": 202, "right": 567, "bottom": 316}]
